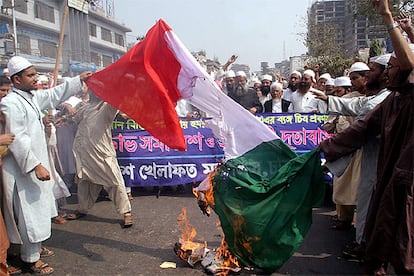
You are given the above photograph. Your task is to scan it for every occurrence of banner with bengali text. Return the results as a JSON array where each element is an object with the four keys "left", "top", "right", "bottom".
[{"left": 112, "top": 113, "right": 331, "bottom": 187}]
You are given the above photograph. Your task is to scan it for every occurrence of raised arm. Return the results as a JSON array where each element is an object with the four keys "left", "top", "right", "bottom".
[{"left": 371, "top": 0, "right": 414, "bottom": 71}]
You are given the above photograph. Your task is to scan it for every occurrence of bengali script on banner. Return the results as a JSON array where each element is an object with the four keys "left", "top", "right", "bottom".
[{"left": 112, "top": 113, "right": 331, "bottom": 187}]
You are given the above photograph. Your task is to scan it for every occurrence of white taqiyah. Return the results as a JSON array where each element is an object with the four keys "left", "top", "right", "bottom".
[{"left": 8, "top": 56, "right": 33, "bottom": 76}]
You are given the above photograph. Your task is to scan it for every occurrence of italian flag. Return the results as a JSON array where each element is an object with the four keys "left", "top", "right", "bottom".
[{"left": 86, "top": 19, "right": 325, "bottom": 273}]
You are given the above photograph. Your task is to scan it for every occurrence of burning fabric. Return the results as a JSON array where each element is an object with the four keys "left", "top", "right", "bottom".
[
  {"left": 174, "top": 208, "right": 241, "bottom": 274},
  {"left": 193, "top": 142, "right": 325, "bottom": 274}
]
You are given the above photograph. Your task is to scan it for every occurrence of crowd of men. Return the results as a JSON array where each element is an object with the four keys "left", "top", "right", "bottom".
[
  {"left": 0, "top": 0, "right": 413, "bottom": 275},
  {"left": 0, "top": 55, "right": 134, "bottom": 275}
]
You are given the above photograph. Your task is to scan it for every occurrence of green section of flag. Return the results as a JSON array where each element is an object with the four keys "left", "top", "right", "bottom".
[{"left": 212, "top": 140, "right": 325, "bottom": 273}]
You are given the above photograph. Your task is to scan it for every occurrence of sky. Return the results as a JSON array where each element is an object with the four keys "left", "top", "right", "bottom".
[{"left": 114, "top": 0, "right": 311, "bottom": 71}]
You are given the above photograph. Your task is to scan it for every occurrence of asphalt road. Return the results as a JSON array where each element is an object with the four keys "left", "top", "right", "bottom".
[{"left": 16, "top": 185, "right": 364, "bottom": 275}]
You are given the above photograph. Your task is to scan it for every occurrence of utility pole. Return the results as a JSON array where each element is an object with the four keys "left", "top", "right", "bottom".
[
  {"left": 11, "top": 0, "right": 17, "bottom": 55},
  {"left": 53, "top": 4, "right": 69, "bottom": 86}
]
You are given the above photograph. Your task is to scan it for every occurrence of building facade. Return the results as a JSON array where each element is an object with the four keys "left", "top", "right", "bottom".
[
  {"left": 308, "top": 0, "right": 387, "bottom": 59},
  {"left": 0, "top": 0, "right": 130, "bottom": 75}
]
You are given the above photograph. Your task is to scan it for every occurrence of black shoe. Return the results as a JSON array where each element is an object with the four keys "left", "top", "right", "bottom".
[{"left": 342, "top": 243, "right": 365, "bottom": 262}]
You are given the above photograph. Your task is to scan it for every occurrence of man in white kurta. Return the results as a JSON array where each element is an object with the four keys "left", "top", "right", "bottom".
[
  {"left": 0, "top": 56, "right": 91, "bottom": 270},
  {"left": 69, "top": 93, "right": 132, "bottom": 227}
]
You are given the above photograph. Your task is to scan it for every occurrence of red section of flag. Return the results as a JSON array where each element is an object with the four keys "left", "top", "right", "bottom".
[{"left": 85, "top": 19, "right": 186, "bottom": 151}]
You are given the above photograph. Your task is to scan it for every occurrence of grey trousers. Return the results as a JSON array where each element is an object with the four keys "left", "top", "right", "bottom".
[{"left": 77, "top": 179, "right": 131, "bottom": 216}]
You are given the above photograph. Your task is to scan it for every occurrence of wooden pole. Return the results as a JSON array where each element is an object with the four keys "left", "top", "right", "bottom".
[{"left": 52, "top": 5, "right": 69, "bottom": 87}]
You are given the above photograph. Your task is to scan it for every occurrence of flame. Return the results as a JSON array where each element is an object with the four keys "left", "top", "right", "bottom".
[
  {"left": 204, "top": 172, "right": 216, "bottom": 206},
  {"left": 232, "top": 213, "right": 260, "bottom": 255},
  {"left": 192, "top": 170, "right": 219, "bottom": 216},
  {"left": 177, "top": 207, "right": 206, "bottom": 250},
  {"left": 213, "top": 237, "right": 240, "bottom": 275},
  {"left": 176, "top": 207, "right": 207, "bottom": 266}
]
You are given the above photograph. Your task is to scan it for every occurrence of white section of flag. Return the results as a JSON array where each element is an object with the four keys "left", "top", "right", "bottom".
[{"left": 164, "top": 30, "right": 278, "bottom": 160}]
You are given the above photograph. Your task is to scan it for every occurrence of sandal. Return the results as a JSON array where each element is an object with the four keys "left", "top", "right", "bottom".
[
  {"left": 52, "top": 215, "right": 67, "bottom": 225},
  {"left": 23, "top": 260, "right": 54, "bottom": 275},
  {"left": 7, "top": 264, "right": 22, "bottom": 275},
  {"left": 39, "top": 247, "right": 55, "bottom": 258},
  {"left": 66, "top": 211, "right": 86, "bottom": 220},
  {"left": 127, "top": 193, "right": 133, "bottom": 201},
  {"left": 123, "top": 212, "right": 133, "bottom": 228}
]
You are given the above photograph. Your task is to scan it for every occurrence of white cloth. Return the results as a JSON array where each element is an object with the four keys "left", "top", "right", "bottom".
[
  {"left": 271, "top": 99, "right": 282, "bottom": 113},
  {"left": 327, "top": 88, "right": 391, "bottom": 119},
  {"left": 289, "top": 90, "right": 320, "bottom": 113},
  {"left": 175, "top": 99, "right": 193, "bottom": 117},
  {"left": 282, "top": 88, "right": 294, "bottom": 102},
  {"left": 1, "top": 76, "right": 82, "bottom": 244}
]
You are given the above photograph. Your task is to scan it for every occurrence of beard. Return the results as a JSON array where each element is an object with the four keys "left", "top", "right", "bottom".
[
  {"left": 288, "top": 81, "right": 298, "bottom": 91},
  {"left": 235, "top": 84, "right": 248, "bottom": 96},
  {"left": 365, "top": 80, "right": 380, "bottom": 91},
  {"left": 298, "top": 81, "right": 310, "bottom": 93},
  {"left": 260, "top": 85, "right": 270, "bottom": 95},
  {"left": 226, "top": 83, "right": 235, "bottom": 93}
]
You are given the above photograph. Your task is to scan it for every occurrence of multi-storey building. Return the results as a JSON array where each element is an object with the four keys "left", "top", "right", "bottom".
[
  {"left": 308, "top": 0, "right": 386, "bottom": 59},
  {"left": 0, "top": 0, "right": 130, "bottom": 75}
]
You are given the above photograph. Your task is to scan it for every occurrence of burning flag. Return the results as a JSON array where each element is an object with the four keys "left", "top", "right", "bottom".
[{"left": 87, "top": 19, "right": 325, "bottom": 273}]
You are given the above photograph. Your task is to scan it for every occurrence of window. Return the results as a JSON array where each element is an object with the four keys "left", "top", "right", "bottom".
[
  {"left": 89, "top": 23, "right": 97, "bottom": 37},
  {"left": 102, "top": 55, "right": 112, "bottom": 67},
  {"left": 34, "top": 1, "right": 55, "bottom": 23},
  {"left": 15, "top": 0, "right": 28, "bottom": 14},
  {"left": 17, "top": 35, "right": 30, "bottom": 54},
  {"left": 38, "top": 39, "right": 57, "bottom": 58},
  {"left": 101, "top": 27, "right": 112, "bottom": 42},
  {"left": 114, "top": 33, "right": 124, "bottom": 46},
  {"left": 90, "top": 52, "right": 101, "bottom": 67}
]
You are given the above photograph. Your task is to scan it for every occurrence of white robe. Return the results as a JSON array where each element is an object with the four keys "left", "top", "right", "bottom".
[{"left": 1, "top": 77, "right": 82, "bottom": 243}]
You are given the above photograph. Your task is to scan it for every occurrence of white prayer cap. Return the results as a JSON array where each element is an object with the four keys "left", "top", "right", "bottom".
[
  {"left": 236, "top": 70, "right": 247, "bottom": 78},
  {"left": 291, "top": 70, "right": 302, "bottom": 79},
  {"left": 3, "top": 68, "right": 9, "bottom": 74},
  {"left": 303, "top": 69, "right": 316, "bottom": 82},
  {"left": 319, "top": 73, "right": 331, "bottom": 80},
  {"left": 326, "top": 78, "right": 335, "bottom": 86},
  {"left": 261, "top": 74, "right": 273, "bottom": 82},
  {"left": 334, "top": 76, "right": 351, "bottom": 87},
  {"left": 370, "top": 54, "right": 391, "bottom": 66},
  {"left": 253, "top": 78, "right": 261, "bottom": 84},
  {"left": 348, "top": 62, "right": 369, "bottom": 74},
  {"left": 8, "top": 56, "right": 33, "bottom": 77},
  {"left": 225, "top": 70, "right": 235, "bottom": 78},
  {"left": 38, "top": 75, "right": 49, "bottom": 83},
  {"left": 270, "top": 82, "right": 283, "bottom": 90}
]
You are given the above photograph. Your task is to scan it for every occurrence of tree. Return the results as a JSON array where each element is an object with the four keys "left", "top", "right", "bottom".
[
  {"left": 304, "top": 10, "right": 353, "bottom": 77},
  {"left": 306, "top": 55, "right": 353, "bottom": 79},
  {"left": 369, "top": 39, "right": 383, "bottom": 58}
]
